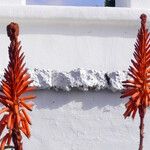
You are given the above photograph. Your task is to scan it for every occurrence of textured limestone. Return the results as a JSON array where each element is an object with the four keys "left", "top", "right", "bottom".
[
  {"left": 52, "top": 69, "right": 107, "bottom": 91},
  {"left": 52, "top": 70, "right": 72, "bottom": 91},
  {"left": 0, "top": 69, "right": 130, "bottom": 92},
  {"left": 29, "top": 69, "right": 52, "bottom": 89},
  {"left": 107, "top": 71, "right": 130, "bottom": 92},
  {"left": 28, "top": 69, "right": 130, "bottom": 92}
]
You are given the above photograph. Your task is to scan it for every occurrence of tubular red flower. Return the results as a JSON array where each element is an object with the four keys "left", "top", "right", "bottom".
[
  {"left": 121, "top": 14, "right": 150, "bottom": 150},
  {"left": 0, "top": 22, "right": 35, "bottom": 150}
]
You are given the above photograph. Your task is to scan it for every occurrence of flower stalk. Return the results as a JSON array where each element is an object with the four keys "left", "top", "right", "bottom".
[
  {"left": 0, "top": 23, "right": 35, "bottom": 150},
  {"left": 121, "top": 14, "right": 150, "bottom": 150}
]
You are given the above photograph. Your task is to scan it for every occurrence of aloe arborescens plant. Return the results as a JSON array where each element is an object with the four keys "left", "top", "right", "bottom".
[
  {"left": 121, "top": 14, "right": 150, "bottom": 150},
  {"left": 0, "top": 23, "right": 35, "bottom": 150}
]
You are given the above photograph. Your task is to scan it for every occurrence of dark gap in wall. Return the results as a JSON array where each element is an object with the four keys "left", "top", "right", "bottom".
[{"left": 105, "top": 73, "right": 111, "bottom": 86}]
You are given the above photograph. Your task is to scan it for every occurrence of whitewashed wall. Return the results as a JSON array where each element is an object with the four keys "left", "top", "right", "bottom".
[
  {"left": 116, "top": 0, "right": 150, "bottom": 8},
  {"left": 0, "top": 1, "right": 150, "bottom": 150},
  {"left": 0, "top": 6, "right": 149, "bottom": 72},
  {"left": 24, "top": 90, "right": 150, "bottom": 150}
]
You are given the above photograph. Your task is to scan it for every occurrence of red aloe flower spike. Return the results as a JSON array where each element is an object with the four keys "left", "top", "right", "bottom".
[
  {"left": 121, "top": 14, "right": 150, "bottom": 150},
  {"left": 0, "top": 22, "right": 36, "bottom": 150}
]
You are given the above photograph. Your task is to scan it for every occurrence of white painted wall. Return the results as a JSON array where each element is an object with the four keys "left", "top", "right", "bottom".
[
  {"left": 131, "top": 0, "right": 150, "bottom": 8},
  {"left": 0, "top": 0, "right": 26, "bottom": 5},
  {"left": 116, "top": 0, "right": 150, "bottom": 8},
  {"left": 116, "top": 0, "right": 131, "bottom": 7},
  {"left": 23, "top": 90, "right": 150, "bottom": 150},
  {"left": 0, "top": 6, "right": 149, "bottom": 72},
  {"left": 0, "top": 3, "right": 150, "bottom": 150}
]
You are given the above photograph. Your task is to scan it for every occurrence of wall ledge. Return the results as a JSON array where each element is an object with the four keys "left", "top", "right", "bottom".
[
  {"left": 0, "top": 6, "right": 150, "bottom": 24},
  {"left": 0, "top": 68, "right": 130, "bottom": 92}
]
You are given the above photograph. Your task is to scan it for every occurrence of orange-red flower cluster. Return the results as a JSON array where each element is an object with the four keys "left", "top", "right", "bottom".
[
  {"left": 121, "top": 14, "right": 150, "bottom": 119},
  {"left": 0, "top": 23, "right": 35, "bottom": 150}
]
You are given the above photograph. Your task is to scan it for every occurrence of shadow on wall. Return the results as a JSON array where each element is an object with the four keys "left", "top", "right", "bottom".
[
  {"left": 0, "top": 22, "right": 136, "bottom": 37},
  {"left": 32, "top": 90, "right": 126, "bottom": 110},
  {"left": 20, "top": 23, "right": 137, "bottom": 38}
]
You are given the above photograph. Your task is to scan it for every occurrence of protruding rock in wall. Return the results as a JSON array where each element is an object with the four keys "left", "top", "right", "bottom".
[
  {"left": 52, "top": 69, "right": 107, "bottom": 91},
  {"left": 107, "top": 71, "right": 130, "bottom": 92},
  {"left": 0, "top": 68, "right": 132, "bottom": 92}
]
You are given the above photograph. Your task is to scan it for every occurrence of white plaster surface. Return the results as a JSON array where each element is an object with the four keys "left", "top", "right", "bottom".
[
  {"left": 116, "top": 0, "right": 131, "bottom": 7},
  {"left": 0, "top": 6, "right": 149, "bottom": 72},
  {"left": 116, "top": 0, "right": 150, "bottom": 8},
  {"left": 0, "top": 5, "right": 149, "bottom": 150},
  {"left": 0, "top": 0, "right": 26, "bottom": 5},
  {"left": 0, "top": 6, "right": 148, "bottom": 22},
  {"left": 131, "top": 0, "right": 150, "bottom": 8},
  {"left": 20, "top": 90, "right": 150, "bottom": 150}
]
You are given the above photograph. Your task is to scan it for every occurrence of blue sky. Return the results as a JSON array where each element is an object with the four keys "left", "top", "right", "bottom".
[{"left": 27, "top": 0, "right": 104, "bottom": 6}]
